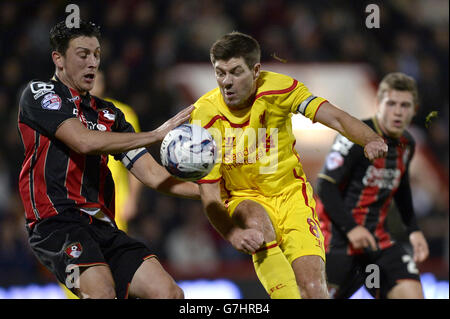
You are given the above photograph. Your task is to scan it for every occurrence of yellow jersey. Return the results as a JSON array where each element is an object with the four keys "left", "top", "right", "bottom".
[
  {"left": 106, "top": 98, "right": 141, "bottom": 231},
  {"left": 191, "top": 71, "right": 327, "bottom": 198}
]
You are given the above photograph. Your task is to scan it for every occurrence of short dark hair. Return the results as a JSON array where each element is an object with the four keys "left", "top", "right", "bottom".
[
  {"left": 210, "top": 31, "right": 261, "bottom": 69},
  {"left": 49, "top": 20, "right": 101, "bottom": 55},
  {"left": 377, "top": 72, "right": 419, "bottom": 106}
]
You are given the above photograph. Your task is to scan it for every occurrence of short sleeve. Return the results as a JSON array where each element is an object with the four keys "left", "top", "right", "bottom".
[{"left": 290, "top": 82, "right": 327, "bottom": 121}]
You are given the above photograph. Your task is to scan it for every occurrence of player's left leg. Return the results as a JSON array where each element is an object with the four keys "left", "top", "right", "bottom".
[
  {"left": 278, "top": 182, "right": 328, "bottom": 298},
  {"left": 128, "top": 257, "right": 184, "bottom": 299},
  {"left": 387, "top": 280, "right": 424, "bottom": 299},
  {"left": 291, "top": 255, "right": 329, "bottom": 299}
]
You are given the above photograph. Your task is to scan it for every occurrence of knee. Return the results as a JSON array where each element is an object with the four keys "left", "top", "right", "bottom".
[
  {"left": 160, "top": 283, "right": 184, "bottom": 299},
  {"left": 170, "top": 284, "right": 185, "bottom": 299},
  {"left": 147, "top": 282, "right": 184, "bottom": 299},
  {"left": 298, "top": 279, "right": 329, "bottom": 299}
]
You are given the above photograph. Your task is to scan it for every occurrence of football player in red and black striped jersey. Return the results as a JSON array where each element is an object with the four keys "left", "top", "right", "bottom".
[
  {"left": 17, "top": 20, "right": 198, "bottom": 299},
  {"left": 316, "top": 72, "right": 429, "bottom": 299}
]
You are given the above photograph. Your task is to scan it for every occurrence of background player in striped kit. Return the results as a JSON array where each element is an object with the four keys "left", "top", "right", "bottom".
[{"left": 316, "top": 72, "right": 429, "bottom": 298}]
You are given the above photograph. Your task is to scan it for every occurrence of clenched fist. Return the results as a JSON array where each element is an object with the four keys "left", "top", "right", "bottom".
[
  {"left": 228, "top": 228, "right": 265, "bottom": 254},
  {"left": 364, "top": 139, "right": 388, "bottom": 161}
]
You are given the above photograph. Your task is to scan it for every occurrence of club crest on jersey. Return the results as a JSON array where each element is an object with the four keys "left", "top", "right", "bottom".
[
  {"left": 65, "top": 242, "right": 83, "bottom": 259},
  {"left": 41, "top": 93, "right": 62, "bottom": 110}
]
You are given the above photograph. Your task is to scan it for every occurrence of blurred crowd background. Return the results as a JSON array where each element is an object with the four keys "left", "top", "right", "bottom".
[{"left": 0, "top": 0, "right": 448, "bottom": 294}]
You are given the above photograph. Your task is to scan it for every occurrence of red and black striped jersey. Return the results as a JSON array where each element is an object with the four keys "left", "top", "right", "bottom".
[
  {"left": 17, "top": 76, "right": 147, "bottom": 230},
  {"left": 316, "top": 118, "right": 419, "bottom": 255}
]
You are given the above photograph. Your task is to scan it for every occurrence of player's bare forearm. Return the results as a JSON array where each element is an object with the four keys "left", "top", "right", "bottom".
[
  {"left": 316, "top": 102, "right": 382, "bottom": 146},
  {"left": 204, "top": 201, "right": 236, "bottom": 239},
  {"left": 199, "top": 183, "right": 264, "bottom": 253},
  {"left": 55, "top": 118, "right": 164, "bottom": 154},
  {"left": 315, "top": 102, "right": 387, "bottom": 160},
  {"left": 200, "top": 183, "right": 235, "bottom": 239},
  {"left": 55, "top": 105, "right": 194, "bottom": 155},
  {"left": 156, "top": 177, "right": 200, "bottom": 200},
  {"left": 130, "top": 153, "right": 200, "bottom": 200}
]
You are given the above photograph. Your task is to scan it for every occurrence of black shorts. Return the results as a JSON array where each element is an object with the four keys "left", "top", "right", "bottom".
[
  {"left": 326, "top": 243, "right": 421, "bottom": 299},
  {"left": 28, "top": 208, "right": 155, "bottom": 299}
]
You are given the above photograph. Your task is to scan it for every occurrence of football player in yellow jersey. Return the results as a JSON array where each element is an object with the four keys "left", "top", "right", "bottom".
[{"left": 191, "top": 32, "right": 388, "bottom": 299}]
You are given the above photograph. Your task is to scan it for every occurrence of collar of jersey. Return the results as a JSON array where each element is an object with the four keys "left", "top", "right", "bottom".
[{"left": 52, "top": 74, "right": 92, "bottom": 102}]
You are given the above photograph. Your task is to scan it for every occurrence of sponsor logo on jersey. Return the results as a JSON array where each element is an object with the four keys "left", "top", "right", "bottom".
[
  {"left": 41, "top": 93, "right": 62, "bottom": 110},
  {"left": 67, "top": 96, "right": 80, "bottom": 103},
  {"left": 362, "top": 166, "right": 401, "bottom": 189},
  {"left": 30, "top": 81, "right": 55, "bottom": 99}
]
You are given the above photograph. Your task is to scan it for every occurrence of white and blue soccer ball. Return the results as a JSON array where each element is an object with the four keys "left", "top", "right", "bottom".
[{"left": 160, "top": 123, "right": 217, "bottom": 181}]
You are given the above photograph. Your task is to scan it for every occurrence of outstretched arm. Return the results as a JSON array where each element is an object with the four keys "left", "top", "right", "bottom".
[
  {"left": 314, "top": 102, "right": 387, "bottom": 160},
  {"left": 55, "top": 105, "right": 194, "bottom": 155},
  {"left": 129, "top": 152, "right": 200, "bottom": 200}
]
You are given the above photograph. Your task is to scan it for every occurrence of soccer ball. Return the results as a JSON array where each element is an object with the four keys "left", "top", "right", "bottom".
[{"left": 160, "top": 123, "right": 217, "bottom": 181}]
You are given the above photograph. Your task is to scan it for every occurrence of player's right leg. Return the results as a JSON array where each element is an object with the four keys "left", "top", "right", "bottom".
[
  {"left": 231, "top": 199, "right": 301, "bottom": 299},
  {"left": 74, "top": 265, "right": 116, "bottom": 298}
]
